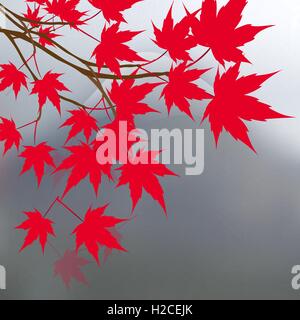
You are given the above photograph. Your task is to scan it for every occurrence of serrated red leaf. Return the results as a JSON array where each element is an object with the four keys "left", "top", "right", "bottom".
[
  {"left": 26, "top": 0, "right": 47, "bottom": 4},
  {"left": 54, "top": 142, "right": 112, "bottom": 197},
  {"left": 0, "top": 63, "right": 28, "bottom": 98},
  {"left": 19, "top": 142, "right": 56, "bottom": 186},
  {"left": 45, "top": 0, "right": 86, "bottom": 28},
  {"left": 31, "top": 71, "right": 70, "bottom": 113},
  {"left": 117, "top": 150, "right": 177, "bottom": 214},
  {"left": 0, "top": 117, "right": 22, "bottom": 155},
  {"left": 16, "top": 210, "right": 55, "bottom": 253},
  {"left": 38, "top": 27, "right": 60, "bottom": 47},
  {"left": 60, "top": 109, "right": 99, "bottom": 144},
  {"left": 72, "top": 205, "right": 127, "bottom": 264},
  {"left": 153, "top": 5, "right": 197, "bottom": 62},
  {"left": 89, "top": 0, "right": 142, "bottom": 23},
  {"left": 92, "top": 23, "right": 145, "bottom": 77},
  {"left": 162, "top": 63, "right": 212, "bottom": 119},
  {"left": 54, "top": 250, "right": 90, "bottom": 288},
  {"left": 203, "top": 63, "right": 290, "bottom": 151},
  {"left": 109, "top": 78, "right": 161, "bottom": 124},
  {"left": 23, "top": 5, "right": 42, "bottom": 27},
  {"left": 190, "top": 0, "right": 271, "bottom": 65}
]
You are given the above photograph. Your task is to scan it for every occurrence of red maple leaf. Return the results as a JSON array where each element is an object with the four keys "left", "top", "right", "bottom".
[
  {"left": 0, "top": 117, "right": 22, "bottom": 155},
  {"left": 92, "top": 23, "right": 145, "bottom": 77},
  {"left": 19, "top": 142, "right": 56, "bottom": 186},
  {"left": 88, "top": 0, "right": 142, "bottom": 23},
  {"left": 54, "top": 250, "right": 90, "bottom": 288},
  {"left": 60, "top": 109, "right": 99, "bottom": 144},
  {"left": 162, "top": 63, "right": 212, "bottom": 119},
  {"left": 153, "top": 5, "right": 197, "bottom": 62},
  {"left": 202, "top": 63, "right": 290, "bottom": 151},
  {"left": 45, "top": 0, "right": 86, "bottom": 28},
  {"left": 16, "top": 210, "right": 55, "bottom": 253},
  {"left": 31, "top": 71, "right": 70, "bottom": 113},
  {"left": 23, "top": 5, "right": 42, "bottom": 27},
  {"left": 109, "top": 78, "right": 161, "bottom": 124},
  {"left": 38, "top": 27, "right": 60, "bottom": 47},
  {"left": 190, "top": 0, "right": 271, "bottom": 65},
  {"left": 72, "top": 205, "right": 127, "bottom": 264},
  {"left": 0, "top": 63, "right": 28, "bottom": 98},
  {"left": 54, "top": 142, "right": 112, "bottom": 197},
  {"left": 117, "top": 150, "right": 177, "bottom": 214}
]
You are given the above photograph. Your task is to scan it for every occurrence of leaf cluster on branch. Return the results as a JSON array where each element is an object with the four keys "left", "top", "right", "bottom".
[{"left": 0, "top": 0, "right": 289, "bottom": 287}]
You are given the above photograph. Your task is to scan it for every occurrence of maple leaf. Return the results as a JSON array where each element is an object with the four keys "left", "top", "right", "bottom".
[
  {"left": 45, "top": 0, "right": 86, "bottom": 28},
  {"left": 16, "top": 210, "right": 55, "bottom": 253},
  {"left": 88, "top": 0, "right": 142, "bottom": 23},
  {"left": 38, "top": 27, "right": 60, "bottom": 47},
  {"left": 153, "top": 5, "right": 197, "bottom": 62},
  {"left": 117, "top": 150, "right": 177, "bottom": 214},
  {"left": 54, "top": 250, "right": 90, "bottom": 288},
  {"left": 31, "top": 71, "right": 70, "bottom": 113},
  {"left": 0, "top": 63, "right": 28, "bottom": 98},
  {"left": 162, "top": 63, "right": 212, "bottom": 119},
  {"left": 0, "top": 117, "right": 22, "bottom": 155},
  {"left": 60, "top": 109, "right": 99, "bottom": 144},
  {"left": 202, "top": 63, "right": 290, "bottom": 151},
  {"left": 109, "top": 78, "right": 161, "bottom": 124},
  {"left": 190, "top": 0, "right": 271, "bottom": 65},
  {"left": 23, "top": 5, "right": 42, "bottom": 27},
  {"left": 72, "top": 205, "right": 127, "bottom": 264},
  {"left": 19, "top": 142, "right": 56, "bottom": 186},
  {"left": 54, "top": 142, "right": 112, "bottom": 197},
  {"left": 92, "top": 23, "right": 145, "bottom": 77}
]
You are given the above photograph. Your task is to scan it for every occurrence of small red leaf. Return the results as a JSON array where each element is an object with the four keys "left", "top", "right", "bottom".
[
  {"left": 60, "top": 109, "right": 99, "bottom": 144},
  {"left": 153, "top": 5, "right": 197, "bottom": 62},
  {"left": 0, "top": 63, "right": 28, "bottom": 98},
  {"left": 92, "top": 23, "right": 145, "bottom": 77},
  {"left": 162, "top": 63, "right": 212, "bottom": 119},
  {"left": 72, "top": 206, "right": 127, "bottom": 264},
  {"left": 31, "top": 71, "right": 70, "bottom": 113},
  {"left": 19, "top": 142, "right": 56, "bottom": 186},
  {"left": 117, "top": 150, "right": 177, "bottom": 214},
  {"left": 54, "top": 142, "right": 112, "bottom": 197},
  {"left": 16, "top": 210, "right": 55, "bottom": 253},
  {"left": 0, "top": 117, "right": 22, "bottom": 155}
]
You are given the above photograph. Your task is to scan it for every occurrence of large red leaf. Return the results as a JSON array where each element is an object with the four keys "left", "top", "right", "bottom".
[
  {"left": 203, "top": 63, "right": 290, "bottom": 151},
  {"left": 190, "top": 0, "right": 271, "bottom": 65}
]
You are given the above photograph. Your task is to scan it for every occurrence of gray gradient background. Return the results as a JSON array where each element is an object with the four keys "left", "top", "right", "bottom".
[{"left": 0, "top": 0, "right": 300, "bottom": 300}]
